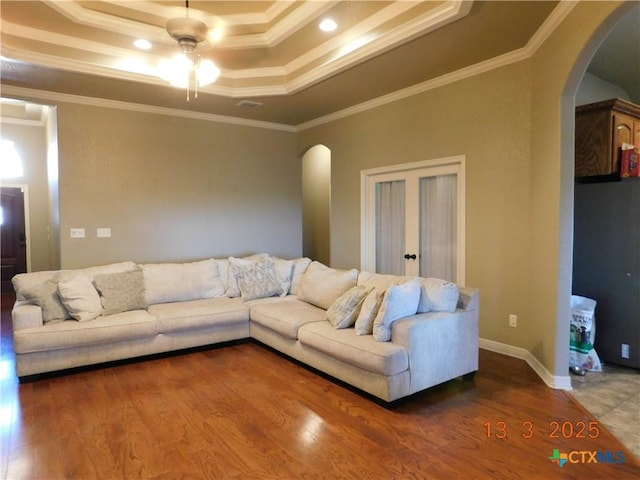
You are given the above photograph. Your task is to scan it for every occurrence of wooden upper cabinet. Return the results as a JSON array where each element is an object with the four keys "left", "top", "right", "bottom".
[{"left": 575, "top": 98, "right": 640, "bottom": 178}]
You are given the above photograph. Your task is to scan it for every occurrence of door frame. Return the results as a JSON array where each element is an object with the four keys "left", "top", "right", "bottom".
[
  {"left": 360, "top": 155, "right": 466, "bottom": 284},
  {"left": 1, "top": 183, "right": 32, "bottom": 273}
]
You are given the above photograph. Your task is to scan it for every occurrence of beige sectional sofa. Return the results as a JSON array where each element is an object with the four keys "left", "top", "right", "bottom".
[{"left": 11, "top": 255, "right": 479, "bottom": 402}]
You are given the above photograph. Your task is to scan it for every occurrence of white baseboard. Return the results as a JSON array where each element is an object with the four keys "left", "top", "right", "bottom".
[{"left": 480, "top": 338, "right": 572, "bottom": 391}]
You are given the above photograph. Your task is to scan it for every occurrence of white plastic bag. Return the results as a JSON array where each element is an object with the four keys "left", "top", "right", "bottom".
[{"left": 570, "top": 295, "right": 602, "bottom": 372}]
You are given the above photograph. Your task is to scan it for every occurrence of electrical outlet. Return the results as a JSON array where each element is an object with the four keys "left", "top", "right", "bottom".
[
  {"left": 70, "top": 228, "right": 85, "bottom": 238},
  {"left": 621, "top": 344, "right": 630, "bottom": 359},
  {"left": 97, "top": 228, "right": 111, "bottom": 238},
  {"left": 509, "top": 314, "right": 517, "bottom": 328}
]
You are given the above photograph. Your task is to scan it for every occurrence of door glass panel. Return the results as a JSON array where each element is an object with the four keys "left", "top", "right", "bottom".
[
  {"left": 419, "top": 174, "right": 457, "bottom": 281},
  {"left": 375, "top": 180, "right": 405, "bottom": 274}
]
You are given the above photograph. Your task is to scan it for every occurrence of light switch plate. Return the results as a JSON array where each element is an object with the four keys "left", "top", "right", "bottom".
[
  {"left": 97, "top": 228, "right": 111, "bottom": 238},
  {"left": 70, "top": 228, "right": 85, "bottom": 238}
]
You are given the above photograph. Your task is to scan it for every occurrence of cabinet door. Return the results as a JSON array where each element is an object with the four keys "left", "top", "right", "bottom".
[{"left": 613, "top": 113, "right": 635, "bottom": 172}]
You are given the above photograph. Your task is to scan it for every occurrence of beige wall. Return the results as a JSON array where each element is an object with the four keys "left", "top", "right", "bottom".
[
  {"left": 53, "top": 103, "right": 301, "bottom": 268},
  {"left": 0, "top": 121, "right": 52, "bottom": 271},
  {"left": 298, "top": 59, "right": 534, "bottom": 349},
  {"left": 297, "top": 1, "right": 629, "bottom": 378}
]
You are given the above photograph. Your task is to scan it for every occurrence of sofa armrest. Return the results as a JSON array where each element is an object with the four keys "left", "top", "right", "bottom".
[
  {"left": 457, "top": 287, "right": 479, "bottom": 311},
  {"left": 12, "top": 303, "right": 45, "bottom": 330},
  {"left": 392, "top": 308, "right": 479, "bottom": 394}
]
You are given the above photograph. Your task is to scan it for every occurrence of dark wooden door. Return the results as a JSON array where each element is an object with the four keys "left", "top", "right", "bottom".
[{"left": 1, "top": 187, "right": 27, "bottom": 293}]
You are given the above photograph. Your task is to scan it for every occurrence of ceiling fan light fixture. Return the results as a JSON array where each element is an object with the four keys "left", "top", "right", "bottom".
[
  {"left": 159, "top": 1, "right": 219, "bottom": 101},
  {"left": 197, "top": 59, "right": 220, "bottom": 87}
]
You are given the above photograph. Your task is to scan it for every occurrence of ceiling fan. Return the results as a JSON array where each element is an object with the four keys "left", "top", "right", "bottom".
[{"left": 157, "top": 0, "right": 220, "bottom": 101}]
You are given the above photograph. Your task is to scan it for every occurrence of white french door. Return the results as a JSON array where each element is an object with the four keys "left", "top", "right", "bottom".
[{"left": 361, "top": 156, "right": 465, "bottom": 284}]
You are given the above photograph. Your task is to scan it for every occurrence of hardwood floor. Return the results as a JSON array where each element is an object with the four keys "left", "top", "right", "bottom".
[{"left": 1, "top": 294, "right": 639, "bottom": 479}]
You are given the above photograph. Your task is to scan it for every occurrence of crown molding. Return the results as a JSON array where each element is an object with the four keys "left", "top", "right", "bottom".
[
  {"left": 0, "top": 85, "right": 296, "bottom": 133},
  {"left": 0, "top": 116, "right": 47, "bottom": 127},
  {"left": 296, "top": 1, "right": 577, "bottom": 131}
]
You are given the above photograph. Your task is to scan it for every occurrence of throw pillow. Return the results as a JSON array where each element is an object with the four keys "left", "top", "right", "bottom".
[
  {"left": 417, "top": 277, "right": 460, "bottom": 313},
  {"left": 231, "top": 256, "right": 283, "bottom": 301},
  {"left": 354, "top": 288, "right": 384, "bottom": 336},
  {"left": 289, "top": 257, "right": 312, "bottom": 295},
  {"left": 297, "top": 261, "right": 358, "bottom": 310},
  {"left": 93, "top": 268, "right": 146, "bottom": 315},
  {"left": 272, "top": 257, "right": 294, "bottom": 297},
  {"left": 373, "top": 279, "right": 421, "bottom": 342},
  {"left": 142, "top": 259, "right": 225, "bottom": 305},
  {"left": 57, "top": 274, "right": 103, "bottom": 322},
  {"left": 226, "top": 254, "right": 269, "bottom": 297},
  {"left": 21, "top": 278, "right": 69, "bottom": 323},
  {"left": 326, "top": 285, "right": 371, "bottom": 329}
]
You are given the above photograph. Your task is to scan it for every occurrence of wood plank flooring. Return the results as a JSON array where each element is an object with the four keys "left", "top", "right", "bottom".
[{"left": 1, "top": 294, "right": 639, "bottom": 479}]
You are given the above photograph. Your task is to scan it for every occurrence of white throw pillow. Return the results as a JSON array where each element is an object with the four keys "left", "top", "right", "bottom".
[
  {"left": 417, "top": 277, "right": 460, "bottom": 313},
  {"left": 272, "top": 258, "right": 294, "bottom": 297},
  {"left": 326, "top": 285, "right": 371, "bottom": 329},
  {"left": 57, "top": 274, "right": 103, "bottom": 322},
  {"left": 143, "top": 259, "right": 225, "bottom": 305},
  {"left": 373, "top": 279, "right": 421, "bottom": 342},
  {"left": 231, "top": 256, "right": 283, "bottom": 301},
  {"left": 289, "top": 257, "right": 311, "bottom": 295},
  {"left": 226, "top": 254, "right": 269, "bottom": 297},
  {"left": 354, "top": 288, "right": 384, "bottom": 336},
  {"left": 297, "top": 261, "right": 358, "bottom": 310}
]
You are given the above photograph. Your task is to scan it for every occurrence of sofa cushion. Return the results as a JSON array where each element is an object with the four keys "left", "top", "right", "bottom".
[
  {"left": 326, "top": 285, "right": 371, "bottom": 329},
  {"left": 373, "top": 279, "right": 421, "bottom": 342},
  {"left": 94, "top": 268, "right": 147, "bottom": 315},
  {"left": 297, "top": 261, "right": 358, "bottom": 310},
  {"left": 298, "top": 322, "right": 409, "bottom": 376},
  {"left": 231, "top": 256, "right": 283, "bottom": 301},
  {"left": 357, "top": 271, "right": 405, "bottom": 290},
  {"left": 57, "top": 274, "right": 103, "bottom": 322},
  {"left": 417, "top": 278, "right": 460, "bottom": 313},
  {"left": 143, "top": 259, "right": 225, "bottom": 305},
  {"left": 250, "top": 299, "right": 326, "bottom": 340},
  {"left": 149, "top": 297, "right": 249, "bottom": 334},
  {"left": 13, "top": 309, "right": 158, "bottom": 354}
]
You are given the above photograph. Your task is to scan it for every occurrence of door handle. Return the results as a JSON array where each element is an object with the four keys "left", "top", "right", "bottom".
[{"left": 404, "top": 253, "right": 417, "bottom": 260}]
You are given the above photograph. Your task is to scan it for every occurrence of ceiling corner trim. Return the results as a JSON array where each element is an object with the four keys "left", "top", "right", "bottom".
[
  {"left": 523, "top": 1, "right": 578, "bottom": 56},
  {"left": 0, "top": 85, "right": 297, "bottom": 133}
]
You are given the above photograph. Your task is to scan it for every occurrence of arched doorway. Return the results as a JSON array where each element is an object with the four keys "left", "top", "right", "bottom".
[
  {"left": 561, "top": 2, "right": 639, "bottom": 383},
  {"left": 301, "top": 145, "right": 331, "bottom": 265}
]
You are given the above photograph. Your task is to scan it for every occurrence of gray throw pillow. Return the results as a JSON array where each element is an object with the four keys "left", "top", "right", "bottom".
[
  {"left": 21, "top": 278, "right": 69, "bottom": 323},
  {"left": 230, "top": 256, "right": 283, "bottom": 301},
  {"left": 93, "top": 268, "right": 146, "bottom": 315},
  {"left": 326, "top": 285, "right": 371, "bottom": 329}
]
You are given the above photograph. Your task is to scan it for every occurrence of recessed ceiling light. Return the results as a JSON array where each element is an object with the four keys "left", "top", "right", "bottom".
[
  {"left": 134, "top": 39, "right": 152, "bottom": 50},
  {"left": 319, "top": 19, "right": 337, "bottom": 32}
]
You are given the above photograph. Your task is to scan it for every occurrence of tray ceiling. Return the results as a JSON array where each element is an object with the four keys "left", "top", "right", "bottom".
[{"left": 1, "top": 1, "right": 564, "bottom": 126}]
